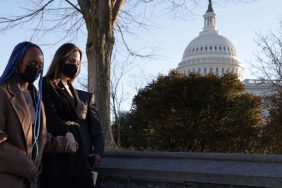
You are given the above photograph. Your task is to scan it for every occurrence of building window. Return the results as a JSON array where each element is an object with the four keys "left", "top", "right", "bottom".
[
  {"left": 210, "top": 67, "right": 213, "bottom": 73},
  {"left": 222, "top": 68, "right": 224, "bottom": 74},
  {"left": 216, "top": 67, "right": 219, "bottom": 74},
  {"left": 204, "top": 68, "right": 207, "bottom": 74}
]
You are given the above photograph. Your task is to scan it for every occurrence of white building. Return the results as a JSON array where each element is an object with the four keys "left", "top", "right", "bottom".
[
  {"left": 176, "top": 0, "right": 276, "bottom": 101},
  {"left": 177, "top": 0, "right": 244, "bottom": 79},
  {"left": 243, "top": 79, "right": 277, "bottom": 97}
]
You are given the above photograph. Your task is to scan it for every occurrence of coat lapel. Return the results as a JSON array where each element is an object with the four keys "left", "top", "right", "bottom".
[
  {"left": 58, "top": 80, "right": 78, "bottom": 114},
  {"left": 71, "top": 86, "right": 88, "bottom": 120},
  {"left": 6, "top": 78, "right": 32, "bottom": 155}
]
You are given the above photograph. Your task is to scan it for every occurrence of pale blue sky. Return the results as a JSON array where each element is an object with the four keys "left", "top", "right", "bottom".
[
  {"left": 130, "top": 0, "right": 282, "bottom": 80},
  {"left": 0, "top": 0, "right": 281, "bottom": 110}
]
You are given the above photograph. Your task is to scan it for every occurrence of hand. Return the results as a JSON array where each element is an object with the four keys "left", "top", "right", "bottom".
[
  {"left": 29, "top": 166, "right": 38, "bottom": 182},
  {"left": 89, "top": 153, "right": 102, "bottom": 166},
  {"left": 65, "top": 132, "right": 79, "bottom": 152}
]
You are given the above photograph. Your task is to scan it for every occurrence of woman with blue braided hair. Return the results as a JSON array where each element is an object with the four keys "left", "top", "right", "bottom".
[{"left": 0, "top": 41, "right": 79, "bottom": 188}]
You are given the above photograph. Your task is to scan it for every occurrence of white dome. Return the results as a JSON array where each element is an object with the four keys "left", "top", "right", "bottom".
[
  {"left": 177, "top": 2, "right": 244, "bottom": 78},
  {"left": 182, "top": 32, "right": 237, "bottom": 60}
]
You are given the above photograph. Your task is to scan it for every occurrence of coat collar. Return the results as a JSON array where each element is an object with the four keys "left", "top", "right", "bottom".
[{"left": 57, "top": 79, "right": 86, "bottom": 119}]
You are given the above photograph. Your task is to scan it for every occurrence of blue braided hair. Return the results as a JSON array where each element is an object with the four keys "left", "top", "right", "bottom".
[{"left": 0, "top": 41, "right": 44, "bottom": 161}]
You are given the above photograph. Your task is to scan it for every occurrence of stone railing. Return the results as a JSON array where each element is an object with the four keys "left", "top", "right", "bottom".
[{"left": 94, "top": 151, "right": 282, "bottom": 188}]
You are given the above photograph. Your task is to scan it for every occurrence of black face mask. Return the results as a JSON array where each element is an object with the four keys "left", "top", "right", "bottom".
[
  {"left": 62, "top": 63, "right": 78, "bottom": 79},
  {"left": 20, "top": 64, "right": 42, "bottom": 83}
]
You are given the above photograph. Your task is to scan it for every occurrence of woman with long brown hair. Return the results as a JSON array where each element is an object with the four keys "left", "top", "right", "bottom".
[{"left": 40, "top": 43, "right": 104, "bottom": 188}]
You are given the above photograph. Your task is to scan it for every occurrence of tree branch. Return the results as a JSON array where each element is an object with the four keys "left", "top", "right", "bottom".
[
  {"left": 116, "top": 22, "right": 152, "bottom": 58},
  {"left": 0, "top": 0, "right": 54, "bottom": 24},
  {"left": 112, "top": 0, "right": 125, "bottom": 26},
  {"left": 65, "top": 0, "right": 82, "bottom": 14}
]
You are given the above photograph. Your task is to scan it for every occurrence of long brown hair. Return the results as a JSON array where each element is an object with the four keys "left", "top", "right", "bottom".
[{"left": 45, "top": 43, "right": 82, "bottom": 83}]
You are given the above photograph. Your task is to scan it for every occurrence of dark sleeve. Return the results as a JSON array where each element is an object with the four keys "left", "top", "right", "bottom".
[
  {"left": 42, "top": 79, "right": 68, "bottom": 136},
  {"left": 0, "top": 142, "right": 36, "bottom": 179},
  {"left": 88, "top": 94, "right": 104, "bottom": 157}
]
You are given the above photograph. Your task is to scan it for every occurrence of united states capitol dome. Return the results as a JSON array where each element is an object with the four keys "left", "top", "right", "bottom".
[{"left": 177, "top": 1, "right": 244, "bottom": 78}]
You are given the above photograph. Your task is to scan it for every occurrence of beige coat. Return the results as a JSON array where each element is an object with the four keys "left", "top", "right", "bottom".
[{"left": 0, "top": 77, "right": 47, "bottom": 188}]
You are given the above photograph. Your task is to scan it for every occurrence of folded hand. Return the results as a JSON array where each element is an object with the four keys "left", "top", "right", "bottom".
[
  {"left": 65, "top": 132, "right": 79, "bottom": 152},
  {"left": 29, "top": 167, "right": 38, "bottom": 182},
  {"left": 89, "top": 153, "right": 102, "bottom": 166}
]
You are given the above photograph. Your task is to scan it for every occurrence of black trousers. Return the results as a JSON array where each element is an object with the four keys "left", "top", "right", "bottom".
[{"left": 39, "top": 175, "right": 94, "bottom": 188}]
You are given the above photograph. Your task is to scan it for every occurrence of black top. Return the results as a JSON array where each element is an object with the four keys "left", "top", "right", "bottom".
[{"left": 41, "top": 77, "right": 104, "bottom": 177}]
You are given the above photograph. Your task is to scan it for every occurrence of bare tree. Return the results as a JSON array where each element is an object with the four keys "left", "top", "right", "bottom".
[
  {"left": 0, "top": 0, "right": 125, "bottom": 149},
  {"left": 253, "top": 19, "right": 282, "bottom": 85},
  {"left": 110, "top": 50, "right": 133, "bottom": 147},
  {"left": 0, "top": 0, "right": 255, "bottom": 150}
]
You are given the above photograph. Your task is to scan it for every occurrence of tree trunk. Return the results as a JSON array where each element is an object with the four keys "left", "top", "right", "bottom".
[
  {"left": 79, "top": 0, "right": 118, "bottom": 150},
  {"left": 114, "top": 112, "right": 121, "bottom": 147},
  {"left": 86, "top": 33, "right": 116, "bottom": 150}
]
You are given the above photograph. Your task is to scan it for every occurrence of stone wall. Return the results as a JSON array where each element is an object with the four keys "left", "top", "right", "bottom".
[{"left": 94, "top": 151, "right": 282, "bottom": 188}]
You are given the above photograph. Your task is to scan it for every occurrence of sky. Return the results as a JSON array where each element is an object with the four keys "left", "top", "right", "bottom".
[{"left": 0, "top": 0, "right": 282, "bottom": 111}]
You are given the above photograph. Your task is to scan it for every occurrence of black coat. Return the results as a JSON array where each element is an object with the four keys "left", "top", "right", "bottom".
[{"left": 41, "top": 77, "right": 104, "bottom": 177}]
